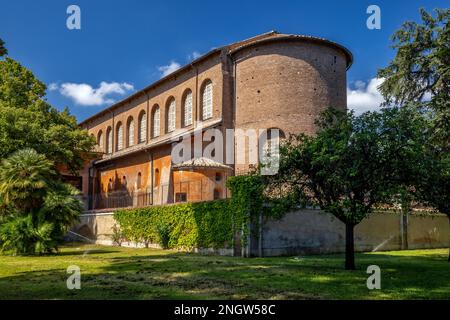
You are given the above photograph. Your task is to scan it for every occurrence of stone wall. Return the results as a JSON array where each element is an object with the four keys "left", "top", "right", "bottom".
[
  {"left": 256, "top": 209, "right": 450, "bottom": 256},
  {"left": 69, "top": 209, "right": 450, "bottom": 257}
]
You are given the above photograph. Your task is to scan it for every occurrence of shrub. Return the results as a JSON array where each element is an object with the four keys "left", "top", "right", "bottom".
[
  {"left": 111, "top": 224, "right": 124, "bottom": 247},
  {"left": 155, "top": 222, "right": 170, "bottom": 249},
  {"left": 0, "top": 149, "right": 82, "bottom": 255},
  {"left": 0, "top": 214, "right": 57, "bottom": 255}
]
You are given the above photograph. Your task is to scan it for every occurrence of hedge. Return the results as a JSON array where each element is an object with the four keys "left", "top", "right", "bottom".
[{"left": 114, "top": 199, "right": 234, "bottom": 250}]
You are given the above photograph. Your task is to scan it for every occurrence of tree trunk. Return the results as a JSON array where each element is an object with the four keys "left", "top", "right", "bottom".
[
  {"left": 400, "top": 199, "right": 410, "bottom": 250},
  {"left": 448, "top": 215, "right": 450, "bottom": 262},
  {"left": 345, "top": 223, "right": 356, "bottom": 270}
]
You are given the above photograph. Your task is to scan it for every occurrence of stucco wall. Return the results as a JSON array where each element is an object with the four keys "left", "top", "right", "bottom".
[
  {"left": 258, "top": 209, "right": 450, "bottom": 256},
  {"left": 70, "top": 209, "right": 450, "bottom": 257}
]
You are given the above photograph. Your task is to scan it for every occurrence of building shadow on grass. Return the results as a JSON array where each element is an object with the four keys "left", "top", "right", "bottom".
[{"left": 0, "top": 247, "right": 449, "bottom": 300}]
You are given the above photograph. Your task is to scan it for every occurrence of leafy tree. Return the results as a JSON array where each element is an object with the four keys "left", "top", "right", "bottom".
[
  {"left": 271, "top": 107, "right": 427, "bottom": 269},
  {"left": 416, "top": 147, "right": 450, "bottom": 261},
  {"left": 378, "top": 8, "right": 449, "bottom": 149},
  {"left": 0, "top": 149, "right": 82, "bottom": 255},
  {"left": 0, "top": 148, "right": 55, "bottom": 212},
  {"left": 0, "top": 38, "right": 7, "bottom": 57},
  {"left": 0, "top": 55, "right": 95, "bottom": 173},
  {"left": 378, "top": 8, "right": 450, "bottom": 260}
]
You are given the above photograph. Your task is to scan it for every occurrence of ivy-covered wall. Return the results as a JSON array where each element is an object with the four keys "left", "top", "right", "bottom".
[{"left": 114, "top": 199, "right": 235, "bottom": 250}]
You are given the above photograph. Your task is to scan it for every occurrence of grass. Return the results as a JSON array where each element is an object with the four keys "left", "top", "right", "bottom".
[{"left": 0, "top": 243, "right": 449, "bottom": 300}]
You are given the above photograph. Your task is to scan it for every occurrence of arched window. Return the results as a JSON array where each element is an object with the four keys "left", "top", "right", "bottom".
[
  {"left": 127, "top": 117, "right": 134, "bottom": 147},
  {"left": 154, "top": 168, "right": 160, "bottom": 187},
  {"left": 201, "top": 80, "right": 213, "bottom": 120},
  {"left": 183, "top": 90, "right": 193, "bottom": 127},
  {"left": 122, "top": 176, "right": 127, "bottom": 189},
  {"left": 106, "top": 127, "right": 113, "bottom": 154},
  {"left": 97, "top": 130, "right": 104, "bottom": 151},
  {"left": 116, "top": 122, "right": 123, "bottom": 151},
  {"left": 136, "top": 172, "right": 142, "bottom": 190},
  {"left": 152, "top": 106, "right": 160, "bottom": 138},
  {"left": 166, "top": 98, "right": 176, "bottom": 133},
  {"left": 138, "top": 111, "right": 147, "bottom": 143},
  {"left": 213, "top": 188, "right": 221, "bottom": 200}
]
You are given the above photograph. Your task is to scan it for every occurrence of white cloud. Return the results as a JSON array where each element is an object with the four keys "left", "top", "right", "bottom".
[
  {"left": 56, "top": 81, "right": 134, "bottom": 106},
  {"left": 48, "top": 82, "right": 59, "bottom": 91},
  {"left": 158, "top": 61, "right": 181, "bottom": 78},
  {"left": 347, "top": 77, "right": 385, "bottom": 115},
  {"left": 187, "top": 51, "right": 202, "bottom": 61}
]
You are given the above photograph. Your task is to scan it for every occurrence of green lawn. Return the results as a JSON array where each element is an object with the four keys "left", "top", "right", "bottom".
[{"left": 0, "top": 243, "right": 449, "bottom": 299}]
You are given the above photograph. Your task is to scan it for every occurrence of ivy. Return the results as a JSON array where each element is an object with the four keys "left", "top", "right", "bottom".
[
  {"left": 114, "top": 199, "right": 234, "bottom": 250},
  {"left": 114, "top": 175, "right": 295, "bottom": 251}
]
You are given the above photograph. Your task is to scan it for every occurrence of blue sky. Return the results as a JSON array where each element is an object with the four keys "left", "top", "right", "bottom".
[{"left": 0, "top": 0, "right": 446, "bottom": 121}]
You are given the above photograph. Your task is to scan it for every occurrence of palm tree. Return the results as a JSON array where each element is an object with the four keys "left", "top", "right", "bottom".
[
  {"left": 0, "top": 148, "right": 55, "bottom": 212},
  {"left": 0, "top": 148, "right": 82, "bottom": 255}
]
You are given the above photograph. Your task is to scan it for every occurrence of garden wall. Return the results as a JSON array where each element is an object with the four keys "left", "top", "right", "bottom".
[
  {"left": 256, "top": 209, "right": 450, "bottom": 256},
  {"left": 69, "top": 208, "right": 450, "bottom": 257}
]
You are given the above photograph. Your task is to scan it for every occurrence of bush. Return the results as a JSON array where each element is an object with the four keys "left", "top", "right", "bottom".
[
  {"left": 155, "top": 222, "right": 170, "bottom": 249},
  {"left": 111, "top": 224, "right": 124, "bottom": 247},
  {"left": 0, "top": 149, "right": 82, "bottom": 255},
  {"left": 0, "top": 214, "right": 57, "bottom": 255},
  {"left": 114, "top": 199, "right": 234, "bottom": 250}
]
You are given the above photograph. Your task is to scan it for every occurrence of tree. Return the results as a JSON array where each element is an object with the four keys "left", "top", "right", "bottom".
[
  {"left": 0, "top": 149, "right": 82, "bottom": 255},
  {"left": 378, "top": 8, "right": 450, "bottom": 260},
  {"left": 0, "top": 38, "right": 7, "bottom": 57},
  {"left": 378, "top": 8, "right": 449, "bottom": 149},
  {"left": 0, "top": 55, "right": 95, "bottom": 173},
  {"left": 416, "top": 145, "right": 450, "bottom": 261},
  {"left": 0, "top": 148, "right": 55, "bottom": 213},
  {"left": 271, "top": 107, "right": 426, "bottom": 269}
]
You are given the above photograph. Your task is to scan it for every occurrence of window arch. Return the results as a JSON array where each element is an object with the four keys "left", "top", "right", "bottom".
[
  {"left": 136, "top": 172, "right": 142, "bottom": 190},
  {"left": 152, "top": 105, "right": 160, "bottom": 138},
  {"left": 166, "top": 97, "right": 176, "bottom": 133},
  {"left": 97, "top": 130, "right": 104, "bottom": 151},
  {"left": 138, "top": 111, "right": 147, "bottom": 143},
  {"left": 127, "top": 117, "right": 135, "bottom": 147},
  {"left": 116, "top": 122, "right": 123, "bottom": 151},
  {"left": 201, "top": 80, "right": 213, "bottom": 120},
  {"left": 154, "top": 168, "right": 160, "bottom": 187},
  {"left": 106, "top": 127, "right": 113, "bottom": 154},
  {"left": 213, "top": 188, "right": 221, "bottom": 200},
  {"left": 183, "top": 89, "right": 193, "bottom": 127}
]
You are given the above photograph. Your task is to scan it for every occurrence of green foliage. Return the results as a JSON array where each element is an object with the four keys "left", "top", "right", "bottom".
[
  {"left": 0, "top": 149, "right": 82, "bottom": 255},
  {"left": 417, "top": 150, "right": 450, "bottom": 216},
  {"left": 111, "top": 224, "right": 124, "bottom": 247},
  {"left": 155, "top": 222, "right": 171, "bottom": 249},
  {"left": 0, "top": 148, "right": 55, "bottom": 212},
  {"left": 275, "top": 107, "right": 429, "bottom": 226},
  {"left": 377, "top": 7, "right": 450, "bottom": 260},
  {"left": 114, "top": 200, "right": 234, "bottom": 250},
  {"left": 267, "top": 107, "right": 432, "bottom": 269},
  {"left": 378, "top": 8, "right": 450, "bottom": 151},
  {"left": 225, "top": 175, "right": 264, "bottom": 245},
  {"left": 0, "top": 38, "right": 7, "bottom": 57},
  {"left": 0, "top": 214, "right": 57, "bottom": 255},
  {"left": 0, "top": 57, "right": 95, "bottom": 173}
]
